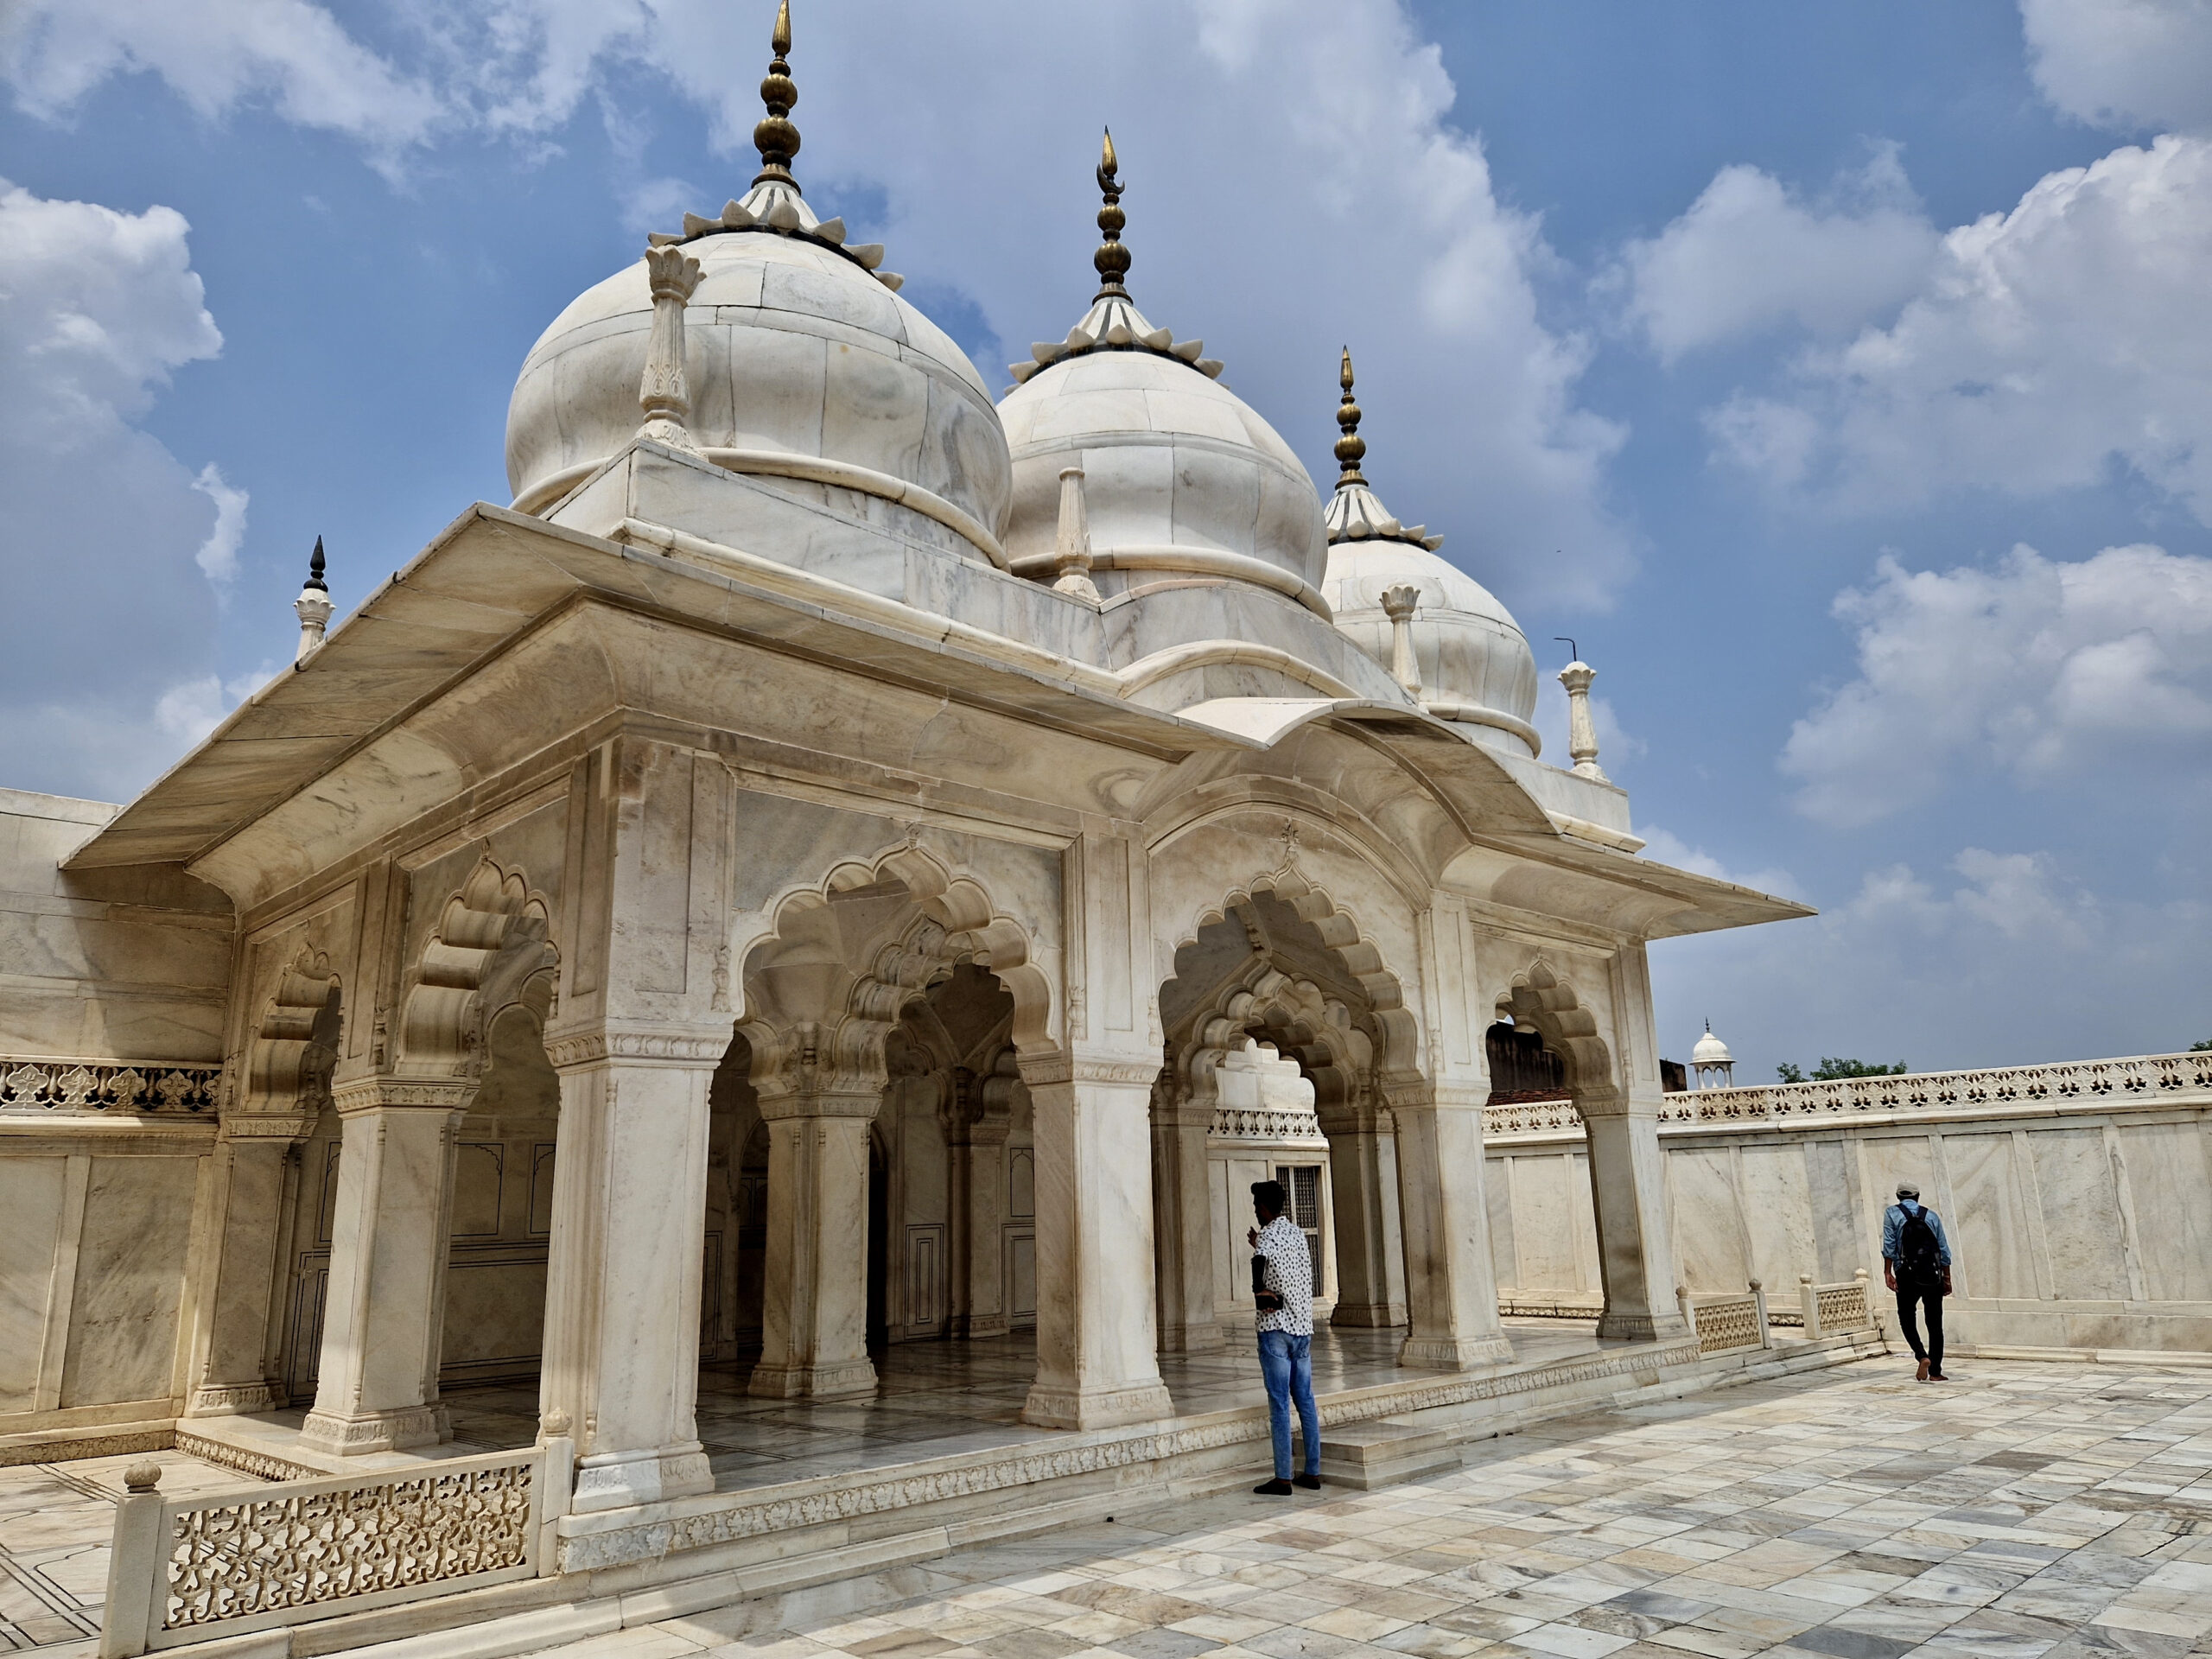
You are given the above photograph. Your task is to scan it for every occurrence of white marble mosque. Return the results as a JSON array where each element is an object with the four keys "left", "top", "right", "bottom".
[{"left": 3, "top": 11, "right": 2209, "bottom": 1658}]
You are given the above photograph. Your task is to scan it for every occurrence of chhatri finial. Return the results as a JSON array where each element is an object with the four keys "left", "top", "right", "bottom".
[
  {"left": 294, "top": 536, "right": 334, "bottom": 663},
  {"left": 1093, "top": 127, "right": 1130, "bottom": 301},
  {"left": 753, "top": 0, "right": 801, "bottom": 190},
  {"left": 1334, "top": 346, "right": 1366, "bottom": 486}
]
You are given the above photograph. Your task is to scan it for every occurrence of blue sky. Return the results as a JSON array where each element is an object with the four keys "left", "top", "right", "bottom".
[{"left": 3, "top": 0, "right": 2208, "bottom": 1077}]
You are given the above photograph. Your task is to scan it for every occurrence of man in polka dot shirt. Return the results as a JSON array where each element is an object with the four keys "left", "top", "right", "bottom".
[{"left": 1248, "top": 1179, "right": 1319, "bottom": 1494}]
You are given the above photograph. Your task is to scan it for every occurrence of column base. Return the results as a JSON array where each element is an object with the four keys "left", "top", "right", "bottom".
[
  {"left": 1022, "top": 1379, "right": 1176, "bottom": 1430},
  {"left": 1396, "top": 1333, "right": 1516, "bottom": 1371},
  {"left": 1330, "top": 1301, "right": 1408, "bottom": 1329},
  {"left": 183, "top": 1382, "right": 279, "bottom": 1418},
  {"left": 949, "top": 1313, "right": 1010, "bottom": 1340},
  {"left": 747, "top": 1357, "right": 878, "bottom": 1401},
  {"left": 570, "top": 1441, "right": 714, "bottom": 1514},
  {"left": 1596, "top": 1309, "right": 1692, "bottom": 1342},
  {"left": 298, "top": 1402, "right": 449, "bottom": 1455},
  {"left": 1156, "top": 1319, "right": 1224, "bottom": 1354}
]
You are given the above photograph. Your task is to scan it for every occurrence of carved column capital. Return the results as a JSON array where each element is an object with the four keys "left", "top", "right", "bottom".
[
  {"left": 638, "top": 244, "right": 704, "bottom": 452},
  {"left": 543, "top": 1024, "right": 732, "bottom": 1071},
  {"left": 328, "top": 1076, "right": 474, "bottom": 1116}
]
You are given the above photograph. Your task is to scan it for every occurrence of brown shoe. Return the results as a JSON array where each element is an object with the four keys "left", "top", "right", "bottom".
[{"left": 1916, "top": 1358, "right": 1929, "bottom": 1382}]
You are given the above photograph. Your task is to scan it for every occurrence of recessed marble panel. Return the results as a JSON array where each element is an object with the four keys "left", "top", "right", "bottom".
[
  {"left": 2031, "top": 1128, "right": 2128, "bottom": 1301},
  {"left": 1508, "top": 1154, "right": 1584, "bottom": 1292},
  {"left": 1668, "top": 1147, "right": 1747, "bottom": 1292},
  {"left": 2114, "top": 1122, "right": 2212, "bottom": 1300},
  {"left": 1945, "top": 1133, "right": 2040, "bottom": 1300},
  {"left": 0, "top": 1156, "right": 65, "bottom": 1411},
  {"left": 60, "top": 1155, "right": 196, "bottom": 1408},
  {"left": 1739, "top": 1143, "right": 1817, "bottom": 1292}
]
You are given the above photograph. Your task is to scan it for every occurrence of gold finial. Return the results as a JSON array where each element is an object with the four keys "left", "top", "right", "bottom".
[
  {"left": 1334, "top": 346, "right": 1366, "bottom": 485},
  {"left": 1093, "top": 127, "right": 1130, "bottom": 301},
  {"left": 753, "top": 0, "right": 801, "bottom": 190}
]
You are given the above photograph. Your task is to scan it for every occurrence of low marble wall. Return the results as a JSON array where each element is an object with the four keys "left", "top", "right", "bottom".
[{"left": 1483, "top": 1052, "right": 2212, "bottom": 1356}]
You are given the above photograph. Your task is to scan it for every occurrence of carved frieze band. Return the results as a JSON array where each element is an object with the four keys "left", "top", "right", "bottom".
[
  {"left": 543, "top": 1030, "right": 733, "bottom": 1069},
  {"left": 0, "top": 1057, "right": 221, "bottom": 1118},
  {"left": 1483, "top": 1050, "right": 2212, "bottom": 1141},
  {"left": 1211, "top": 1106, "right": 1329, "bottom": 1143}
]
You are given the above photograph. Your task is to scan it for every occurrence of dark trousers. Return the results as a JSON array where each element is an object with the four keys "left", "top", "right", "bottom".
[{"left": 1896, "top": 1281, "right": 1944, "bottom": 1369}]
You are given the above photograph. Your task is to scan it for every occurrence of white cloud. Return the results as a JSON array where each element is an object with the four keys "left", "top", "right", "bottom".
[
  {"left": 2, "top": 0, "right": 1634, "bottom": 612},
  {"left": 0, "top": 179, "right": 237, "bottom": 798},
  {"left": 1, "top": 0, "right": 443, "bottom": 150},
  {"left": 1707, "top": 135, "right": 2212, "bottom": 522},
  {"left": 2021, "top": 0, "right": 2212, "bottom": 133},
  {"left": 154, "top": 664, "right": 279, "bottom": 748},
  {"left": 1783, "top": 542, "right": 2212, "bottom": 826},
  {"left": 190, "top": 463, "right": 248, "bottom": 582},
  {"left": 1650, "top": 846, "right": 2212, "bottom": 1077},
  {"left": 1616, "top": 149, "right": 1940, "bottom": 362}
]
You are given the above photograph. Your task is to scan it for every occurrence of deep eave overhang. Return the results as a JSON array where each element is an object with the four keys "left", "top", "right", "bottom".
[{"left": 65, "top": 505, "right": 1812, "bottom": 944}]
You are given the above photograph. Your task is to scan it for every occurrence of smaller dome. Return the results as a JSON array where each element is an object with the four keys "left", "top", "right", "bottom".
[
  {"left": 1692, "top": 1025, "right": 1733, "bottom": 1065},
  {"left": 1319, "top": 350, "right": 1539, "bottom": 754}
]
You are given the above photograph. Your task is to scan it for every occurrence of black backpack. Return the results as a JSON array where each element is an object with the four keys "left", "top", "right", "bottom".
[{"left": 1897, "top": 1205, "right": 1942, "bottom": 1285}]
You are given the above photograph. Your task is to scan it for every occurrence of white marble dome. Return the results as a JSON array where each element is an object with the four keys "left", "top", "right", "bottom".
[
  {"left": 505, "top": 227, "right": 1012, "bottom": 545},
  {"left": 1323, "top": 537, "right": 1541, "bottom": 756},
  {"left": 999, "top": 346, "right": 1326, "bottom": 608},
  {"left": 1692, "top": 1026, "right": 1734, "bottom": 1065}
]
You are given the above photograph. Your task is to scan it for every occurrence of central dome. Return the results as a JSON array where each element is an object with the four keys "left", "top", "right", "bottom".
[
  {"left": 995, "top": 136, "right": 1326, "bottom": 612},
  {"left": 504, "top": 15, "right": 1010, "bottom": 556}
]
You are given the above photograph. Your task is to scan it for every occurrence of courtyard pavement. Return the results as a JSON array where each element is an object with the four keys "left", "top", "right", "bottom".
[{"left": 513, "top": 1356, "right": 2212, "bottom": 1659}]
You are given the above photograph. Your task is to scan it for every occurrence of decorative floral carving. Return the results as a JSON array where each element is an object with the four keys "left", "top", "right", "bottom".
[
  {"left": 0, "top": 1057, "right": 220, "bottom": 1116},
  {"left": 1484, "top": 1050, "right": 2212, "bottom": 1141},
  {"left": 162, "top": 1459, "right": 534, "bottom": 1630}
]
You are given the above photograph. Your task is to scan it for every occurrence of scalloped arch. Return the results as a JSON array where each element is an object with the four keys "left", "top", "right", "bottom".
[
  {"left": 738, "top": 839, "right": 1053, "bottom": 1105},
  {"left": 241, "top": 945, "right": 342, "bottom": 1116},
  {"left": 397, "top": 855, "right": 555, "bottom": 1078},
  {"left": 1499, "top": 958, "right": 1618, "bottom": 1108},
  {"left": 1166, "top": 865, "right": 1419, "bottom": 1076}
]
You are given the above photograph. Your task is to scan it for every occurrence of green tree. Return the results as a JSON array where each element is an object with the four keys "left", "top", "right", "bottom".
[
  {"left": 2191, "top": 1038, "right": 2212, "bottom": 1052},
  {"left": 1776, "top": 1062, "right": 1806, "bottom": 1083},
  {"left": 1811, "top": 1057, "right": 1908, "bottom": 1079}
]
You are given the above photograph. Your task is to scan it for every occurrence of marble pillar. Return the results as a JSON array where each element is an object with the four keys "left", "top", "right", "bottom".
[
  {"left": 1389, "top": 1080, "right": 1514, "bottom": 1370},
  {"left": 1580, "top": 1087, "right": 1690, "bottom": 1341},
  {"left": 749, "top": 1087, "right": 880, "bottom": 1400},
  {"left": 182, "top": 1122, "right": 302, "bottom": 1416},
  {"left": 539, "top": 1031, "right": 721, "bottom": 1512},
  {"left": 300, "top": 1083, "right": 466, "bottom": 1454},
  {"left": 1319, "top": 1097, "right": 1408, "bottom": 1328},
  {"left": 944, "top": 1074, "right": 1013, "bottom": 1341},
  {"left": 1151, "top": 1086, "right": 1223, "bottom": 1353}
]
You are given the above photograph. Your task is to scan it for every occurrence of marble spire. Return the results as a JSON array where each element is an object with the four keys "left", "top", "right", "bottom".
[
  {"left": 644, "top": 3, "right": 900, "bottom": 290},
  {"left": 294, "top": 537, "right": 333, "bottom": 662},
  {"left": 1321, "top": 348, "right": 1443, "bottom": 550},
  {"left": 1007, "top": 130, "right": 1223, "bottom": 385}
]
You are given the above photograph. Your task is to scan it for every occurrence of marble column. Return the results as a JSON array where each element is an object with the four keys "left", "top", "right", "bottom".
[
  {"left": 749, "top": 1085, "right": 881, "bottom": 1400},
  {"left": 1580, "top": 1086, "right": 1690, "bottom": 1340},
  {"left": 1150, "top": 1081, "right": 1223, "bottom": 1353},
  {"left": 182, "top": 1120, "right": 304, "bottom": 1417},
  {"left": 1021, "top": 1052, "right": 1176, "bottom": 1428},
  {"left": 1389, "top": 1078, "right": 1514, "bottom": 1370},
  {"left": 944, "top": 1068, "right": 1014, "bottom": 1341},
  {"left": 539, "top": 1029, "right": 721, "bottom": 1512},
  {"left": 300, "top": 1082, "right": 467, "bottom": 1454},
  {"left": 1319, "top": 1095, "right": 1408, "bottom": 1328}
]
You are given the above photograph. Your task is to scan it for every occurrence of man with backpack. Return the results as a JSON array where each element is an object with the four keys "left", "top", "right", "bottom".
[{"left": 1882, "top": 1182, "right": 1952, "bottom": 1381}]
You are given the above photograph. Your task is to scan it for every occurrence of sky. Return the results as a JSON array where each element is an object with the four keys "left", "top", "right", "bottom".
[{"left": 2, "top": 0, "right": 2209, "bottom": 1078}]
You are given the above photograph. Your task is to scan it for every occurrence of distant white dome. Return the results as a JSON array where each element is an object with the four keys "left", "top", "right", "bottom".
[{"left": 1692, "top": 1026, "right": 1733, "bottom": 1065}]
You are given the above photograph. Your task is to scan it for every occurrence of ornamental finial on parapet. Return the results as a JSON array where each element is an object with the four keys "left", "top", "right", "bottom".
[
  {"left": 295, "top": 537, "right": 334, "bottom": 663},
  {"left": 1334, "top": 346, "right": 1367, "bottom": 486},
  {"left": 1094, "top": 128, "right": 1131, "bottom": 301},
  {"left": 753, "top": 0, "right": 801, "bottom": 190}
]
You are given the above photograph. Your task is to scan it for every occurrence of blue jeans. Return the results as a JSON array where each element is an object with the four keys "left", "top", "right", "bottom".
[{"left": 1258, "top": 1331, "right": 1319, "bottom": 1479}]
